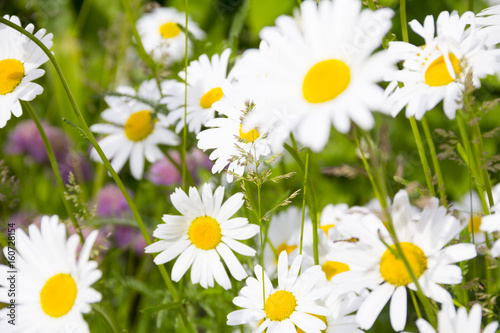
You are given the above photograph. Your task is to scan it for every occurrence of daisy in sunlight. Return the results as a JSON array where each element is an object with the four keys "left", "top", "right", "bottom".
[
  {"left": 227, "top": 251, "right": 331, "bottom": 333},
  {"left": 145, "top": 184, "right": 259, "bottom": 290},
  {"left": 136, "top": 7, "right": 205, "bottom": 63},
  {"left": 0, "top": 215, "right": 102, "bottom": 332},
  {"left": 386, "top": 11, "right": 499, "bottom": 119},
  {"left": 0, "top": 15, "right": 53, "bottom": 128},
  {"left": 196, "top": 81, "right": 273, "bottom": 182},
  {"left": 90, "top": 79, "right": 180, "bottom": 180},
  {"left": 163, "top": 49, "right": 232, "bottom": 134},
  {"left": 243, "top": 0, "right": 396, "bottom": 152},
  {"left": 328, "top": 190, "right": 477, "bottom": 331}
]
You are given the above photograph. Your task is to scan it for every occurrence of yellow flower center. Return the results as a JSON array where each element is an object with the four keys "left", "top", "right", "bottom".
[
  {"left": 264, "top": 290, "right": 297, "bottom": 321},
  {"left": 380, "top": 242, "right": 428, "bottom": 286},
  {"left": 468, "top": 215, "right": 482, "bottom": 234},
  {"left": 239, "top": 124, "right": 260, "bottom": 143},
  {"left": 40, "top": 273, "right": 78, "bottom": 318},
  {"left": 424, "top": 53, "right": 461, "bottom": 87},
  {"left": 188, "top": 216, "right": 222, "bottom": 250},
  {"left": 159, "top": 22, "right": 181, "bottom": 39},
  {"left": 276, "top": 242, "right": 297, "bottom": 257},
  {"left": 124, "top": 110, "right": 156, "bottom": 142},
  {"left": 297, "top": 314, "right": 327, "bottom": 333},
  {"left": 200, "top": 87, "right": 224, "bottom": 109},
  {"left": 319, "top": 224, "right": 335, "bottom": 237},
  {"left": 302, "top": 59, "right": 350, "bottom": 104},
  {"left": 322, "top": 261, "right": 349, "bottom": 281},
  {"left": 0, "top": 59, "right": 25, "bottom": 95}
]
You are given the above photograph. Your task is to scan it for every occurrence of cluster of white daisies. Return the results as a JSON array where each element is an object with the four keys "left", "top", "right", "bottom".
[{"left": 2, "top": 0, "right": 500, "bottom": 332}]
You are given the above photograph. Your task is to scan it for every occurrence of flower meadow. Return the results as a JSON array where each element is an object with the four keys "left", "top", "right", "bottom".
[{"left": 2, "top": 0, "right": 500, "bottom": 332}]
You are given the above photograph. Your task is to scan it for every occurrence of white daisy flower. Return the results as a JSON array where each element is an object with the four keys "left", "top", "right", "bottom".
[
  {"left": 0, "top": 215, "right": 102, "bottom": 332},
  {"left": 386, "top": 11, "right": 499, "bottom": 120},
  {"left": 227, "top": 251, "right": 331, "bottom": 333},
  {"left": 90, "top": 79, "right": 180, "bottom": 180},
  {"left": 329, "top": 190, "right": 477, "bottom": 331},
  {"left": 136, "top": 7, "right": 205, "bottom": 63},
  {"left": 262, "top": 206, "right": 302, "bottom": 275},
  {"left": 0, "top": 15, "right": 53, "bottom": 128},
  {"left": 243, "top": 0, "right": 396, "bottom": 152},
  {"left": 415, "top": 303, "right": 499, "bottom": 333},
  {"left": 163, "top": 49, "right": 232, "bottom": 134},
  {"left": 196, "top": 80, "right": 273, "bottom": 182},
  {"left": 145, "top": 183, "right": 259, "bottom": 290},
  {"left": 477, "top": 5, "right": 500, "bottom": 47}
]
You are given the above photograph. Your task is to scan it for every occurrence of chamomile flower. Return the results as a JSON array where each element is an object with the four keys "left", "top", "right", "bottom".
[
  {"left": 163, "top": 49, "right": 232, "bottom": 134},
  {"left": 477, "top": 5, "right": 500, "bottom": 47},
  {"left": 90, "top": 79, "right": 180, "bottom": 180},
  {"left": 227, "top": 251, "right": 331, "bottom": 333},
  {"left": 329, "top": 190, "right": 477, "bottom": 331},
  {"left": 0, "top": 215, "right": 102, "bottom": 332},
  {"left": 196, "top": 81, "right": 273, "bottom": 182},
  {"left": 386, "top": 11, "right": 499, "bottom": 119},
  {"left": 0, "top": 15, "right": 53, "bottom": 128},
  {"left": 145, "top": 184, "right": 259, "bottom": 290},
  {"left": 244, "top": 0, "right": 396, "bottom": 152},
  {"left": 415, "top": 303, "right": 499, "bottom": 333},
  {"left": 136, "top": 7, "right": 205, "bottom": 63}
]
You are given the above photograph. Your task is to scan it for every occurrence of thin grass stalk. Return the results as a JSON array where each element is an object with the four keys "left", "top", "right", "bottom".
[
  {"left": 0, "top": 18, "right": 193, "bottom": 332},
  {"left": 299, "top": 151, "right": 309, "bottom": 255},
  {"left": 283, "top": 144, "right": 319, "bottom": 264},
  {"left": 421, "top": 116, "right": 447, "bottom": 206},
  {"left": 410, "top": 117, "right": 436, "bottom": 196},
  {"left": 23, "top": 101, "right": 84, "bottom": 244},
  {"left": 355, "top": 128, "right": 437, "bottom": 326}
]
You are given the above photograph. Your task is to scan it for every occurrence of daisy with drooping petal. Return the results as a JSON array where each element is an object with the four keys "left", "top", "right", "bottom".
[
  {"left": 0, "top": 15, "right": 53, "bottom": 128},
  {"left": 90, "top": 79, "right": 180, "bottom": 180},
  {"left": 329, "top": 190, "right": 477, "bottom": 331},
  {"left": 163, "top": 49, "right": 232, "bottom": 134},
  {"left": 136, "top": 7, "right": 205, "bottom": 63},
  {"left": 145, "top": 183, "right": 259, "bottom": 290},
  {"left": 386, "top": 11, "right": 499, "bottom": 120},
  {"left": 0, "top": 215, "right": 102, "bottom": 332},
  {"left": 196, "top": 80, "right": 274, "bottom": 182},
  {"left": 243, "top": 0, "right": 396, "bottom": 152},
  {"left": 227, "top": 251, "right": 331, "bottom": 333},
  {"left": 477, "top": 5, "right": 500, "bottom": 47},
  {"left": 415, "top": 303, "right": 499, "bottom": 333}
]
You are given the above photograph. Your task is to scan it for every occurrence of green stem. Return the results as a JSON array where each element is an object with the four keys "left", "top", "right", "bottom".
[
  {"left": 355, "top": 128, "right": 437, "bottom": 326},
  {"left": 456, "top": 112, "right": 490, "bottom": 215},
  {"left": 299, "top": 151, "right": 309, "bottom": 255},
  {"left": 367, "top": 0, "right": 376, "bottom": 10},
  {"left": 400, "top": 0, "right": 409, "bottom": 43},
  {"left": 283, "top": 144, "right": 319, "bottom": 264},
  {"left": 22, "top": 102, "right": 84, "bottom": 244},
  {"left": 354, "top": 133, "right": 387, "bottom": 211},
  {"left": 409, "top": 117, "right": 435, "bottom": 197},
  {"left": 182, "top": 0, "right": 189, "bottom": 191},
  {"left": 257, "top": 182, "right": 266, "bottom": 306},
  {"left": 421, "top": 116, "right": 447, "bottom": 206},
  {"left": 0, "top": 17, "right": 193, "bottom": 333},
  {"left": 409, "top": 290, "right": 422, "bottom": 319}
]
